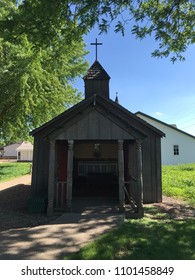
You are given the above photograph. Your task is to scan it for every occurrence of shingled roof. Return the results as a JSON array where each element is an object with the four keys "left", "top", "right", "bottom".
[{"left": 83, "top": 60, "right": 110, "bottom": 80}]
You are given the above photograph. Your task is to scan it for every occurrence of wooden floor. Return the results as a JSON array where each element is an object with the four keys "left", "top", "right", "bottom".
[
  {"left": 71, "top": 197, "right": 121, "bottom": 214},
  {"left": 55, "top": 197, "right": 141, "bottom": 218}
]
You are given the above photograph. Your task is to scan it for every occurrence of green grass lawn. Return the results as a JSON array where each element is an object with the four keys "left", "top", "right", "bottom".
[
  {"left": 162, "top": 164, "right": 195, "bottom": 206},
  {"left": 64, "top": 163, "right": 195, "bottom": 260},
  {"left": 64, "top": 207, "right": 195, "bottom": 260},
  {"left": 0, "top": 162, "right": 31, "bottom": 182}
]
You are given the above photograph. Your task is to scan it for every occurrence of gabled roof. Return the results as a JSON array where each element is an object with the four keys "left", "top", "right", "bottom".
[
  {"left": 16, "top": 141, "right": 33, "bottom": 151},
  {"left": 30, "top": 97, "right": 93, "bottom": 136},
  {"left": 83, "top": 60, "right": 110, "bottom": 80},
  {"left": 101, "top": 97, "right": 165, "bottom": 137},
  {"left": 136, "top": 111, "right": 195, "bottom": 139},
  {"left": 1, "top": 142, "right": 21, "bottom": 149},
  {"left": 31, "top": 95, "right": 164, "bottom": 138}
]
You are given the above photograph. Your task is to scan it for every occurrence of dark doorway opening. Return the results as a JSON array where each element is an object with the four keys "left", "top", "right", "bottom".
[
  {"left": 73, "top": 160, "right": 118, "bottom": 198},
  {"left": 72, "top": 140, "right": 119, "bottom": 199}
]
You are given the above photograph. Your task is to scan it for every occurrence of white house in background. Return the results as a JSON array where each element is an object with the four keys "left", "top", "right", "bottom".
[
  {"left": 0, "top": 142, "right": 21, "bottom": 158},
  {"left": 136, "top": 111, "right": 195, "bottom": 165},
  {"left": 16, "top": 141, "right": 33, "bottom": 161}
]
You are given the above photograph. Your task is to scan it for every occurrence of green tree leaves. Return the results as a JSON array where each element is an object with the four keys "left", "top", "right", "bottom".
[
  {"left": 5, "top": 1, "right": 195, "bottom": 61},
  {"left": 3, "top": 1, "right": 195, "bottom": 60},
  {"left": 0, "top": 1, "right": 88, "bottom": 144}
]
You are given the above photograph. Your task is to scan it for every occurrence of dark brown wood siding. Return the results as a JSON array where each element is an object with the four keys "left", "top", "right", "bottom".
[
  {"left": 31, "top": 96, "right": 163, "bottom": 204},
  {"left": 55, "top": 140, "right": 68, "bottom": 205},
  {"left": 57, "top": 141, "right": 67, "bottom": 182},
  {"left": 31, "top": 137, "right": 49, "bottom": 195},
  {"left": 51, "top": 109, "right": 135, "bottom": 140},
  {"left": 142, "top": 135, "right": 162, "bottom": 203},
  {"left": 85, "top": 80, "right": 109, "bottom": 99}
]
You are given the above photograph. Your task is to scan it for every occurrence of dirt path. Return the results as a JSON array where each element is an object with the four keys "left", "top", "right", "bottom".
[
  {"left": 0, "top": 174, "right": 31, "bottom": 191},
  {"left": 149, "top": 196, "right": 195, "bottom": 220},
  {"left": 0, "top": 212, "right": 124, "bottom": 260}
]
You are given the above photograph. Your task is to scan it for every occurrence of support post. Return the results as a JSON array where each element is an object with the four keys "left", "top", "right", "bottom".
[
  {"left": 47, "top": 140, "right": 56, "bottom": 216},
  {"left": 136, "top": 139, "right": 144, "bottom": 217},
  {"left": 118, "top": 140, "right": 125, "bottom": 210},
  {"left": 66, "top": 140, "right": 74, "bottom": 212}
]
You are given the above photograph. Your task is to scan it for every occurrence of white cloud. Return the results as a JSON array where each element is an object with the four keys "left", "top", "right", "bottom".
[{"left": 155, "top": 112, "right": 163, "bottom": 116}]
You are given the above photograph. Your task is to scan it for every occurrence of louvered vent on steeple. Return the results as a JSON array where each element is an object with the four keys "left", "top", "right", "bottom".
[{"left": 83, "top": 60, "right": 110, "bottom": 99}]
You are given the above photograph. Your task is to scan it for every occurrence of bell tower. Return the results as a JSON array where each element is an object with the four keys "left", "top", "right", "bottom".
[{"left": 83, "top": 39, "right": 110, "bottom": 99}]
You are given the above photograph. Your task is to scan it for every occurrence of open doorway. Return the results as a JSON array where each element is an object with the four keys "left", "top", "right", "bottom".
[{"left": 73, "top": 140, "right": 118, "bottom": 198}]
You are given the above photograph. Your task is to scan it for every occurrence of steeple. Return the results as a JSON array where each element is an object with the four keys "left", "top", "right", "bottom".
[
  {"left": 83, "top": 38, "right": 110, "bottom": 99},
  {"left": 83, "top": 60, "right": 110, "bottom": 99},
  {"left": 115, "top": 92, "right": 119, "bottom": 104}
]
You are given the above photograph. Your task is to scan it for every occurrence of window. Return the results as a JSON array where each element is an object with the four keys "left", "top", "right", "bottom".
[{"left": 173, "top": 145, "right": 179, "bottom": 155}]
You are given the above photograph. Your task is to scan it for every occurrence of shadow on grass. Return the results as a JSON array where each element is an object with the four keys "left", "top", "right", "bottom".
[{"left": 65, "top": 210, "right": 195, "bottom": 260}]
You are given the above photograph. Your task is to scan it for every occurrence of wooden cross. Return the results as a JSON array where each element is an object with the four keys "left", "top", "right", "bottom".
[{"left": 91, "top": 38, "right": 102, "bottom": 60}]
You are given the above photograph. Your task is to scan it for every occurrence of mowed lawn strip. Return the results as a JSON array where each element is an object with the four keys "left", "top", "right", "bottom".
[
  {"left": 64, "top": 208, "right": 195, "bottom": 260},
  {"left": 0, "top": 162, "right": 31, "bottom": 182},
  {"left": 162, "top": 164, "right": 195, "bottom": 206}
]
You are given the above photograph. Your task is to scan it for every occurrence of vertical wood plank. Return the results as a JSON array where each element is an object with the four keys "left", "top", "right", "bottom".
[
  {"left": 136, "top": 139, "right": 144, "bottom": 217},
  {"left": 118, "top": 140, "right": 125, "bottom": 209},
  {"left": 47, "top": 140, "right": 56, "bottom": 216},
  {"left": 66, "top": 140, "right": 74, "bottom": 211}
]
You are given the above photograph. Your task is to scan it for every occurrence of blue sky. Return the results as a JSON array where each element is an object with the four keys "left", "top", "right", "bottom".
[{"left": 74, "top": 27, "right": 195, "bottom": 136}]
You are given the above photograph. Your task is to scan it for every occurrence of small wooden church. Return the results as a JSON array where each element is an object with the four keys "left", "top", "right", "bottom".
[{"left": 30, "top": 46, "right": 164, "bottom": 217}]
